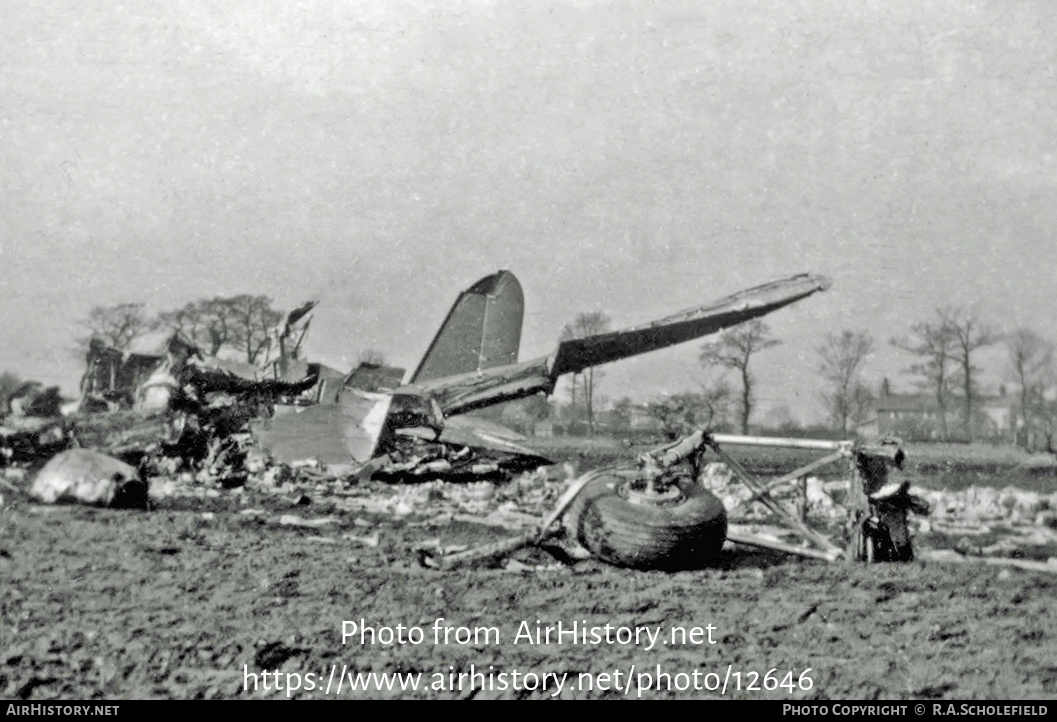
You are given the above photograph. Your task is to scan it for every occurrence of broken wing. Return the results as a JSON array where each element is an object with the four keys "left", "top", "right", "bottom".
[
  {"left": 415, "top": 273, "right": 831, "bottom": 416},
  {"left": 549, "top": 273, "right": 831, "bottom": 377}
]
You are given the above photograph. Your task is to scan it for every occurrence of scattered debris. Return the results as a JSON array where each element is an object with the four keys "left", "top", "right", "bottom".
[
  {"left": 5, "top": 273, "right": 1054, "bottom": 582},
  {"left": 920, "top": 549, "right": 1057, "bottom": 576},
  {"left": 916, "top": 486, "right": 1057, "bottom": 524},
  {"left": 1, "top": 273, "right": 834, "bottom": 526},
  {"left": 0, "top": 416, "right": 68, "bottom": 464},
  {"left": 342, "top": 532, "right": 380, "bottom": 547},
  {"left": 29, "top": 449, "right": 148, "bottom": 509},
  {"left": 421, "top": 464, "right": 612, "bottom": 570},
  {"left": 277, "top": 515, "right": 342, "bottom": 528}
]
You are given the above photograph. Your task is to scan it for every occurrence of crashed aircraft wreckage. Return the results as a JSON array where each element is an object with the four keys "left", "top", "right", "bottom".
[
  {"left": 255, "top": 271, "right": 831, "bottom": 478},
  {"left": 422, "top": 429, "right": 930, "bottom": 571},
  {"left": 2, "top": 271, "right": 829, "bottom": 489},
  {"left": 1, "top": 330, "right": 321, "bottom": 470}
]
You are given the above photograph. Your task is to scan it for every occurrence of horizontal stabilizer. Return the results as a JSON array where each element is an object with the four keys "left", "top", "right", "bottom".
[
  {"left": 550, "top": 273, "right": 830, "bottom": 377},
  {"left": 439, "top": 415, "right": 552, "bottom": 464}
]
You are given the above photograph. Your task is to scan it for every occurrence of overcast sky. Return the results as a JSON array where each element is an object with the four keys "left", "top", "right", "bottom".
[{"left": 2, "top": 0, "right": 1055, "bottom": 424}]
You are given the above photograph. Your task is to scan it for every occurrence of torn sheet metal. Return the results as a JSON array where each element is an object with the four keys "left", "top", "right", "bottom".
[
  {"left": 438, "top": 415, "right": 550, "bottom": 463},
  {"left": 29, "top": 449, "right": 148, "bottom": 509},
  {"left": 340, "top": 389, "right": 393, "bottom": 463},
  {"left": 254, "top": 390, "right": 393, "bottom": 467},
  {"left": 253, "top": 405, "right": 351, "bottom": 466},
  {"left": 343, "top": 363, "right": 406, "bottom": 394}
]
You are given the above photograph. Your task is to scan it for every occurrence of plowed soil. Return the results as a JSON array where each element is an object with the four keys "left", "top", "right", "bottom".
[{"left": 3, "top": 483, "right": 1056, "bottom": 700}]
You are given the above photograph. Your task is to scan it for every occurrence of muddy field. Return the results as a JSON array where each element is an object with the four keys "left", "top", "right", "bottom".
[
  {"left": 3, "top": 447, "right": 1057, "bottom": 702},
  {"left": 2, "top": 435, "right": 1057, "bottom": 701}
]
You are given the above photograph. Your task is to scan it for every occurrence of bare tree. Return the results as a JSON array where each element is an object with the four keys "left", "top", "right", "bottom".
[
  {"left": 891, "top": 315, "right": 957, "bottom": 441},
  {"left": 817, "top": 329, "right": 874, "bottom": 433},
  {"left": 225, "top": 294, "right": 283, "bottom": 365},
  {"left": 695, "top": 380, "right": 733, "bottom": 430},
  {"left": 156, "top": 302, "right": 207, "bottom": 347},
  {"left": 943, "top": 307, "right": 1000, "bottom": 440},
  {"left": 645, "top": 395, "right": 692, "bottom": 439},
  {"left": 1006, "top": 328, "right": 1055, "bottom": 447},
  {"left": 699, "top": 320, "right": 780, "bottom": 434},
  {"left": 646, "top": 381, "right": 732, "bottom": 439},
  {"left": 560, "top": 310, "right": 611, "bottom": 433},
  {"left": 156, "top": 298, "right": 231, "bottom": 356},
  {"left": 80, "top": 302, "right": 153, "bottom": 351},
  {"left": 156, "top": 295, "right": 284, "bottom": 365}
]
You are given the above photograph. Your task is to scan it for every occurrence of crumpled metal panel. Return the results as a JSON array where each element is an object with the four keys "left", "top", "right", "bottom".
[
  {"left": 438, "top": 414, "right": 549, "bottom": 461},
  {"left": 339, "top": 388, "right": 393, "bottom": 463},
  {"left": 253, "top": 405, "right": 351, "bottom": 464},
  {"left": 253, "top": 390, "right": 393, "bottom": 466}
]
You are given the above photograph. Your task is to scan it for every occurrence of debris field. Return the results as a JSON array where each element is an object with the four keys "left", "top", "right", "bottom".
[
  {"left": 3, "top": 423, "right": 1057, "bottom": 699},
  {"left": 2, "top": 275, "right": 1055, "bottom": 699}
]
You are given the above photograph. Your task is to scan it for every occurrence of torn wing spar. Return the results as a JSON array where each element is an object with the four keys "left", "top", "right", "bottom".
[
  {"left": 549, "top": 272, "right": 831, "bottom": 376},
  {"left": 403, "top": 272, "right": 831, "bottom": 417}
]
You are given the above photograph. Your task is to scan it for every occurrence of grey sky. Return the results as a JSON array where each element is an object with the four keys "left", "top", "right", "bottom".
[{"left": 2, "top": 0, "right": 1055, "bottom": 423}]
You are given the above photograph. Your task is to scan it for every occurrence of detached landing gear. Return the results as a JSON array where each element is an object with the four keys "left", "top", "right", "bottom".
[{"left": 563, "top": 464, "right": 728, "bottom": 571}]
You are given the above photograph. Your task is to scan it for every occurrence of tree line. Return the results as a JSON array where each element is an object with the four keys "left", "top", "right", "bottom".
[
  {"left": 75, "top": 297, "right": 395, "bottom": 374},
  {"left": 9, "top": 297, "right": 1054, "bottom": 450},
  {"left": 549, "top": 306, "right": 1056, "bottom": 450},
  {"left": 77, "top": 296, "right": 302, "bottom": 368}
]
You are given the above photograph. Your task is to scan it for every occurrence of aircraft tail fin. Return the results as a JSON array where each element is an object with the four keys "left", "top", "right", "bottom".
[{"left": 409, "top": 270, "right": 524, "bottom": 383}]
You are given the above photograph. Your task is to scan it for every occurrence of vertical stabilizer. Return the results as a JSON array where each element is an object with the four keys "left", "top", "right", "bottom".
[{"left": 409, "top": 270, "right": 524, "bottom": 383}]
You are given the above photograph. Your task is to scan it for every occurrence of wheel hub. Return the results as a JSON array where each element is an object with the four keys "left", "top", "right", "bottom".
[{"left": 619, "top": 481, "right": 686, "bottom": 507}]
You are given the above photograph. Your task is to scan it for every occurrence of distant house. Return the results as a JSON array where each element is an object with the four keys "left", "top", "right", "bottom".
[
  {"left": 861, "top": 378, "right": 1018, "bottom": 441},
  {"left": 977, "top": 390, "right": 1018, "bottom": 441}
]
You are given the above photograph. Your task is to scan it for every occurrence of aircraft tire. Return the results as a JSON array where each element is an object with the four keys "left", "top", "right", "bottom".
[{"left": 563, "top": 471, "right": 727, "bottom": 570}]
